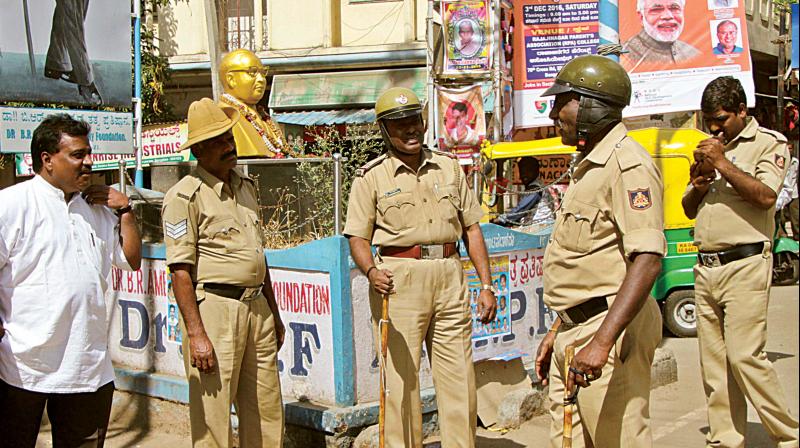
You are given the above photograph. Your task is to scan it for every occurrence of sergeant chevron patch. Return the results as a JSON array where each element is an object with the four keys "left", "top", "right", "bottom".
[{"left": 165, "top": 219, "right": 188, "bottom": 240}]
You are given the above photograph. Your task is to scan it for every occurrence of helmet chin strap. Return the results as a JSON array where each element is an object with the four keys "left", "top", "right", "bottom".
[{"left": 576, "top": 96, "right": 623, "bottom": 152}]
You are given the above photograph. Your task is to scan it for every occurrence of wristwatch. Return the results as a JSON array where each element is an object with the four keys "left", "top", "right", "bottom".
[
  {"left": 115, "top": 199, "right": 133, "bottom": 217},
  {"left": 481, "top": 283, "right": 497, "bottom": 295}
]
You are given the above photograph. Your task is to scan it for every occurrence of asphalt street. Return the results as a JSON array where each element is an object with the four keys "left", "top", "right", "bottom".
[
  {"left": 472, "top": 284, "right": 799, "bottom": 447},
  {"left": 34, "top": 285, "right": 797, "bottom": 447}
]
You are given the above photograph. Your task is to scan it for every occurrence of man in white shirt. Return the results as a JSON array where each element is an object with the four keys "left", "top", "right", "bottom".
[{"left": 0, "top": 114, "right": 141, "bottom": 447}]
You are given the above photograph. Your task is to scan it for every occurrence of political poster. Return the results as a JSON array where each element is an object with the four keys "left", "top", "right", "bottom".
[
  {"left": 512, "top": 0, "right": 600, "bottom": 128},
  {"left": 437, "top": 85, "right": 486, "bottom": 160},
  {"left": 619, "top": 0, "right": 755, "bottom": 116},
  {"left": 464, "top": 256, "right": 513, "bottom": 342},
  {"left": 0, "top": 0, "right": 132, "bottom": 108},
  {"left": 443, "top": 1, "right": 492, "bottom": 76}
]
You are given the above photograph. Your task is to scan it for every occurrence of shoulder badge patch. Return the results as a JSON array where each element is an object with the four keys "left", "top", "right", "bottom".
[
  {"left": 776, "top": 154, "right": 786, "bottom": 169},
  {"left": 165, "top": 219, "right": 188, "bottom": 240},
  {"left": 628, "top": 188, "right": 652, "bottom": 210}
]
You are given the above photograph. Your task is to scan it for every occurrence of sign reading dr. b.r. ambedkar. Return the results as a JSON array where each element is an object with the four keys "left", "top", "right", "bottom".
[
  {"left": 0, "top": 106, "right": 132, "bottom": 154},
  {"left": 0, "top": 0, "right": 131, "bottom": 107}
]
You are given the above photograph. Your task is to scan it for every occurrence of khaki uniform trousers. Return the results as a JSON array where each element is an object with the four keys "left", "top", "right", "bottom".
[
  {"left": 695, "top": 253, "right": 799, "bottom": 448},
  {"left": 547, "top": 298, "right": 662, "bottom": 448},
  {"left": 370, "top": 255, "right": 476, "bottom": 448},
  {"left": 181, "top": 291, "right": 284, "bottom": 448}
]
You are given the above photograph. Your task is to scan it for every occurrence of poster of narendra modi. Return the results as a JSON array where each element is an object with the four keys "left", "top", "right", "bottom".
[{"left": 619, "top": 0, "right": 755, "bottom": 116}]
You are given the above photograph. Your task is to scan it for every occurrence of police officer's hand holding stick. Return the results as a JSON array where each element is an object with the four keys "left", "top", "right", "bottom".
[
  {"left": 348, "top": 236, "right": 394, "bottom": 446},
  {"left": 566, "top": 252, "right": 662, "bottom": 391},
  {"left": 563, "top": 345, "right": 576, "bottom": 448},
  {"left": 170, "top": 264, "right": 217, "bottom": 374}
]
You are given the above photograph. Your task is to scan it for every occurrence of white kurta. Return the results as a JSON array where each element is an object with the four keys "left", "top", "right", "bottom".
[{"left": 0, "top": 176, "right": 132, "bottom": 393}]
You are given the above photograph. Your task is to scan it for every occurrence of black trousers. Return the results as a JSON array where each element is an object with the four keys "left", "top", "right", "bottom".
[{"left": 0, "top": 380, "right": 114, "bottom": 448}]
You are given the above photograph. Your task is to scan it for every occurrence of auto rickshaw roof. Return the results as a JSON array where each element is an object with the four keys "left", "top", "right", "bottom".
[{"left": 482, "top": 127, "right": 709, "bottom": 161}]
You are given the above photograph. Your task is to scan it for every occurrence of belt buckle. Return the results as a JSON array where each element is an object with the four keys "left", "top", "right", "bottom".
[
  {"left": 556, "top": 310, "right": 575, "bottom": 326},
  {"left": 420, "top": 244, "right": 443, "bottom": 259},
  {"left": 241, "top": 286, "right": 262, "bottom": 301},
  {"left": 700, "top": 253, "right": 722, "bottom": 268}
]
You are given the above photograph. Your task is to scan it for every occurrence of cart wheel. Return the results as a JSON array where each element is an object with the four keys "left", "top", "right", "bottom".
[
  {"left": 772, "top": 252, "right": 799, "bottom": 286},
  {"left": 663, "top": 290, "right": 697, "bottom": 338}
]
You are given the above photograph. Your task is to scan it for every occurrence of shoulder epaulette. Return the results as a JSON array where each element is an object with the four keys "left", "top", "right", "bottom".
[
  {"left": 615, "top": 137, "right": 645, "bottom": 171},
  {"left": 429, "top": 148, "right": 458, "bottom": 159},
  {"left": 758, "top": 127, "right": 788, "bottom": 143},
  {"left": 355, "top": 154, "right": 388, "bottom": 177},
  {"left": 172, "top": 174, "right": 203, "bottom": 201}
]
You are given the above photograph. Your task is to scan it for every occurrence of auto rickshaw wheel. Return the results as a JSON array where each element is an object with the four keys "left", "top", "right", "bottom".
[
  {"left": 772, "top": 252, "right": 799, "bottom": 286},
  {"left": 663, "top": 290, "right": 697, "bottom": 338}
]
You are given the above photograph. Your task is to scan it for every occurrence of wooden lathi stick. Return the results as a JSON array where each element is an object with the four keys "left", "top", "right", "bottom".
[
  {"left": 379, "top": 293, "right": 389, "bottom": 448},
  {"left": 563, "top": 345, "right": 575, "bottom": 448}
]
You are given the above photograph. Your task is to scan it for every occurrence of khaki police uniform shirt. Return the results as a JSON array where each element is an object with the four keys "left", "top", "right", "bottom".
[
  {"left": 344, "top": 149, "right": 484, "bottom": 247},
  {"left": 688, "top": 117, "right": 790, "bottom": 251},
  {"left": 544, "top": 123, "right": 667, "bottom": 312},
  {"left": 162, "top": 165, "right": 266, "bottom": 287}
]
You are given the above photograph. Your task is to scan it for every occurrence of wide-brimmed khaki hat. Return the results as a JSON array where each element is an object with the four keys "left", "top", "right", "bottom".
[{"left": 181, "top": 98, "right": 240, "bottom": 150}]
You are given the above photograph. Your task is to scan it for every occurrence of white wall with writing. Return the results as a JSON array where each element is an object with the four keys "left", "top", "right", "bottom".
[{"left": 272, "top": 268, "right": 336, "bottom": 405}]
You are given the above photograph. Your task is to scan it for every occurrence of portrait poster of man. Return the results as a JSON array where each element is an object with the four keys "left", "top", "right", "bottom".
[
  {"left": 619, "top": 0, "right": 755, "bottom": 116},
  {"left": 437, "top": 85, "right": 486, "bottom": 159},
  {"left": 0, "top": 0, "right": 131, "bottom": 108},
  {"left": 443, "top": 1, "right": 492, "bottom": 76}
]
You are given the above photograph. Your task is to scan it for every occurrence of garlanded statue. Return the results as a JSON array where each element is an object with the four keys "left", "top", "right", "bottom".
[{"left": 218, "top": 49, "right": 287, "bottom": 158}]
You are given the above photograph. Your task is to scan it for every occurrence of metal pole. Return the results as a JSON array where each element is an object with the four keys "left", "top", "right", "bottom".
[
  {"left": 23, "top": 0, "right": 36, "bottom": 77},
  {"left": 119, "top": 159, "right": 127, "bottom": 196},
  {"left": 204, "top": 0, "right": 224, "bottom": 100},
  {"left": 333, "top": 153, "right": 343, "bottom": 235},
  {"left": 493, "top": 0, "right": 502, "bottom": 142},
  {"left": 133, "top": 1, "right": 144, "bottom": 188},
  {"left": 777, "top": 8, "right": 787, "bottom": 133},
  {"left": 599, "top": 0, "right": 619, "bottom": 61},
  {"left": 426, "top": 0, "right": 436, "bottom": 148}
]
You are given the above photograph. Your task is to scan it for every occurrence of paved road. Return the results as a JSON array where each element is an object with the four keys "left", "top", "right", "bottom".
[
  {"left": 473, "top": 284, "right": 799, "bottom": 447},
  {"left": 35, "top": 286, "right": 797, "bottom": 447}
]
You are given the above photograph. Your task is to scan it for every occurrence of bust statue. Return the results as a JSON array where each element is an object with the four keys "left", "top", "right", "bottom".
[{"left": 218, "top": 49, "right": 287, "bottom": 158}]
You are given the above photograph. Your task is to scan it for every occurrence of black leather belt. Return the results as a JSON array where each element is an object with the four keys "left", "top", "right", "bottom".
[
  {"left": 202, "top": 283, "right": 262, "bottom": 301},
  {"left": 557, "top": 296, "right": 609, "bottom": 325},
  {"left": 698, "top": 242, "right": 764, "bottom": 268}
]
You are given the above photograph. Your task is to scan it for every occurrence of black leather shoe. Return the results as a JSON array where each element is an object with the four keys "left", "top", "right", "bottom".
[
  {"left": 78, "top": 83, "right": 103, "bottom": 106},
  {"left": 44, "top": 68, "right": 78, "bottom": 84}
]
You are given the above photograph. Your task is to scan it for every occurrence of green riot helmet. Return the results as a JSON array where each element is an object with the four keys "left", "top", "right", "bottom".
[
  {"left": 541, "top": 55, "right": 631, "bottom": 107},
  {"left": 542, "top": 55, "right": 631, "bottom": 149},
  {"left": 375, "top": 87, "right": 423, "bottom": 121},
  {"left": 374, "top": 87, "right": 424, "bottom": 149}
]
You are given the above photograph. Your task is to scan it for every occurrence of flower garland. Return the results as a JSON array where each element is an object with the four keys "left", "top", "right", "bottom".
[{"left": 221, "top": 93, "right": 285, "bottom": 155}]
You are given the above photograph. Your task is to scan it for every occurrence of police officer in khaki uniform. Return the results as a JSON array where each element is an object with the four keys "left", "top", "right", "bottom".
[
  {"left": 344, "top": 87, "right": 496, "bottom": 447},
  {"left": 162, "top": 98, "right": 284, "bottom": 448},
  {"left": 534, "top": 56, "right": 666, "bottom": 448},
  {"left": 682, "top": 76, "right": 799, "bottom": 448}
]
